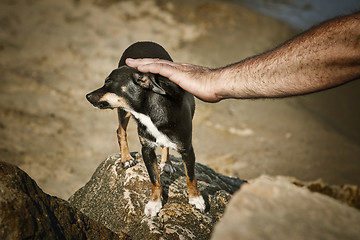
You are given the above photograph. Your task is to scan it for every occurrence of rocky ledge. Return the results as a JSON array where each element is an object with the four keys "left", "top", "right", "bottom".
[
  {"left": 1, "top": 154, "right": 360, "bottom": 240},
  {"left": 212, "top": 175, "right": 360, "bottom": 240},
  {"left": 0, "top": 161, "right": 129, "bottom": 240},
  {"left": 68, "top": 153, "right": 246, "bottom": 240}
]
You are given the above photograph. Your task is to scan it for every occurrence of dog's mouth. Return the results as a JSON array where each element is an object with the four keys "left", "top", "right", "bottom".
[
  {"left": 86, "top": 92, "right": 114, "bottom": 110},
  {"left": 93, "top": 101, "right": 114, "bottom": 110}
]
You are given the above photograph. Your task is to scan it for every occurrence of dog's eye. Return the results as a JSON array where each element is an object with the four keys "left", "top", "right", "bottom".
[{"left": 105, "top": 78, "right": 111, "bottom": 84}]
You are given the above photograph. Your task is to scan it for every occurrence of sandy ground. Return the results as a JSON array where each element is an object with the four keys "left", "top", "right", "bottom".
[{"left": 0, "top": 0, "right": 359, "bottom": 199}]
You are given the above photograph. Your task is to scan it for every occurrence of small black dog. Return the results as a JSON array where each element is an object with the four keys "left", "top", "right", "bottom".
[{"left": 86, "top": 42, "right": 205, "bottom": 217}]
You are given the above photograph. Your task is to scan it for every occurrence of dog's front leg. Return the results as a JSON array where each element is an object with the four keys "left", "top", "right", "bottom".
[
  {"left": 159, "top": 147, "right": 175, "bottom": 174},
  {"left": 117, "top": 109, "right": 136, "bottom": 168},
  {"left": 181, "top": 146, "right": 206, "bottom": 212},
  {"left": 142, "top": 145, "right": 162, "bottom": 217}
]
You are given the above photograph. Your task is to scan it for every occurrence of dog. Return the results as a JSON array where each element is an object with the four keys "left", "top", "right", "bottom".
[{"left": 86, "top": 42, "right": 205, "bottom": 217}]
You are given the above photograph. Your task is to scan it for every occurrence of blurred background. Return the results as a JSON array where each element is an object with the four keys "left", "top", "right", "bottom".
[{"left": 0, "top": 0, "right": 359, "bottom": 199}]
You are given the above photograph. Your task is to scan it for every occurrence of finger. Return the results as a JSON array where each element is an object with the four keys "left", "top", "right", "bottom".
[
  {"left": 137, "top": 63, "right": 179, "bottom": 83},
  {"left": 126, "top": 58, "right": 159, "bottom": 66},
  {"left": 126, "top": 58, "right": 175, "bottom": 68}
]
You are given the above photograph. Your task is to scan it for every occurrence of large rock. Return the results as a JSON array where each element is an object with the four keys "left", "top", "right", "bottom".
[
  {"left": 292, "top": 178, "right": 360, "bottom": 209},
  {"left": 212, "top": 176, "right": 360, "bottom": 240},
  {"left": 0, "top": 162, "right": 129, "bottom": 240},
  {"left": 69, "top": 153, "right": 246, "bottom": 240}
]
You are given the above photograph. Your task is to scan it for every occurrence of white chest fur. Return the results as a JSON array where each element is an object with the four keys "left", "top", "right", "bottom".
[{"left": 129, "top": 110, "right": 177, "bottom": 150}]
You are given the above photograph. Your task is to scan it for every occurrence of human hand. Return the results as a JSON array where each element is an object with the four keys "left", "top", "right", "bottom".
[{"left": 126, "top": 58, "right": 222, "bottom": 102}]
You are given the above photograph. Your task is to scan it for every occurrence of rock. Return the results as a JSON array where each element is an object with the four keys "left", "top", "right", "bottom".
[
  {"left": 0, "top": 162, "right": 129, "bottom": 240},
  {"left": 69, "top": 153, "right": 246, "bottom": 240},
  {"left": 211, "top": 175, "right": 360, "bottom": 240},
  {"left": 291, "top": 178, "right": 360, "bottom": 210}
]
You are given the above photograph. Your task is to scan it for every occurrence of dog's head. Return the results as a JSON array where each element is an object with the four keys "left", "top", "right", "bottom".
[{"left": 86, "top": 66, "right": 166, "bottom": 110}]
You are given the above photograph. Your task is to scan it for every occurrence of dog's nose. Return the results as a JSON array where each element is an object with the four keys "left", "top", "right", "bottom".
[{"left": 86, "top": 93, "right": 92, "bottom": 102}]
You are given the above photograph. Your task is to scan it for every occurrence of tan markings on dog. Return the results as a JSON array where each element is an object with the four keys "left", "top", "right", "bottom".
[
  {"left": 99, "top": 93, "right": 131, "bottom": 109},
  {"left": 121, "top": 86, "right": 127, "bottom": 92},
  {"left": 176, "top": 144, "right": 184, "bottom": 152},
  {"left": 117, "top": 111, "right": 132, "bottom": 164},
  {"left": 183, "top": 162, "right": 201, "bottom": 198},
  {"left": 150, "top": 183, "right": 162, "bottom": 202},
  {"left": 187, "top": 177, "right": 201, "bottom": 198},
  {"left": 150, "top": 162, "right": 162, "bottom": 202},
  {"left": 136, "top": 74, "right": 152, "bottom": 88},
  {"left": 139, "top": 136, "right": 146, "bottom": 145},
  {"left": 160, "top": 147, "right": 169, "bottom": 166}
]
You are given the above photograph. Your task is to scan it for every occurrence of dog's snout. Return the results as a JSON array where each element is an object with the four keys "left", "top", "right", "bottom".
[{"left": 86, "top": 91, "right": 112, "bottom": 109}]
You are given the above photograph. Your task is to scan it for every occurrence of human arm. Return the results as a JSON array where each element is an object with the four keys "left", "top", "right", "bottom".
[{"left": 126, "top": 13, "right": 360, "bottom": 102}]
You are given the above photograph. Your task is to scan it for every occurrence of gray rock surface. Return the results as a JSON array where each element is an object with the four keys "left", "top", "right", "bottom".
[
  {"left": 212, "top": 176, "right": 360, "bottom": 240},
  {"left": 69, "top": 153, "right": 246, "bottom": 240},
  {"left": 0, "top": 161, "right": 129, "bottom": 240}
]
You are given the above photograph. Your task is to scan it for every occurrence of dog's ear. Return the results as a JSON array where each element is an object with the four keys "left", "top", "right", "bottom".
[{"left": 132, "top": 72, "right": 166, "bottom": 95}]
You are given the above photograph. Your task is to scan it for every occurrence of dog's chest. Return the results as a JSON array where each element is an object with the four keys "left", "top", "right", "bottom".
[{"left": 129, "top": 110, "right": 177, "bottom": 150}]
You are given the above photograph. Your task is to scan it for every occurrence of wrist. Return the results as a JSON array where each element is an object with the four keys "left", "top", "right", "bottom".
[
  {"left": 213, "top": 61, "right": 251, "bottom": 100},
  {"left": 210, "top": 68, "right": 228, "bottom": 101}
]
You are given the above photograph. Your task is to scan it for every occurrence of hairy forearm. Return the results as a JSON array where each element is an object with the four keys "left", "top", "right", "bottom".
[{"left": 217, "top": 13, "right": 360, "bottom": 99}]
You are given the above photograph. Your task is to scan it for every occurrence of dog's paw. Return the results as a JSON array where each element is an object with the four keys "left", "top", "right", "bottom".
[
  {"left": 159, "top": 162, "right": 176, "bottom": 174},
  {"left": 144, "top": 200, "right": 162, "bottom": 217},
  {"left": 122, "top": 158, "right": 137, "bottom": 169},
  {"left": 189, "top": 196, "right": 206, "bottom": 212}
]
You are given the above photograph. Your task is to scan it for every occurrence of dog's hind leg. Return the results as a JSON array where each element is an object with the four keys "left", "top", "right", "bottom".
[
  {"left": 181, "top": 146, "right": 205, "bottom": 212},
  {"left": 159, "top": 147, "right": 175, "bottom": 174},
  {"left": 142, "top": 145, "right": 162, "bottom": 217},
  {"left": 117, "top": 108, "right": 136, "bottom": 168}
]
